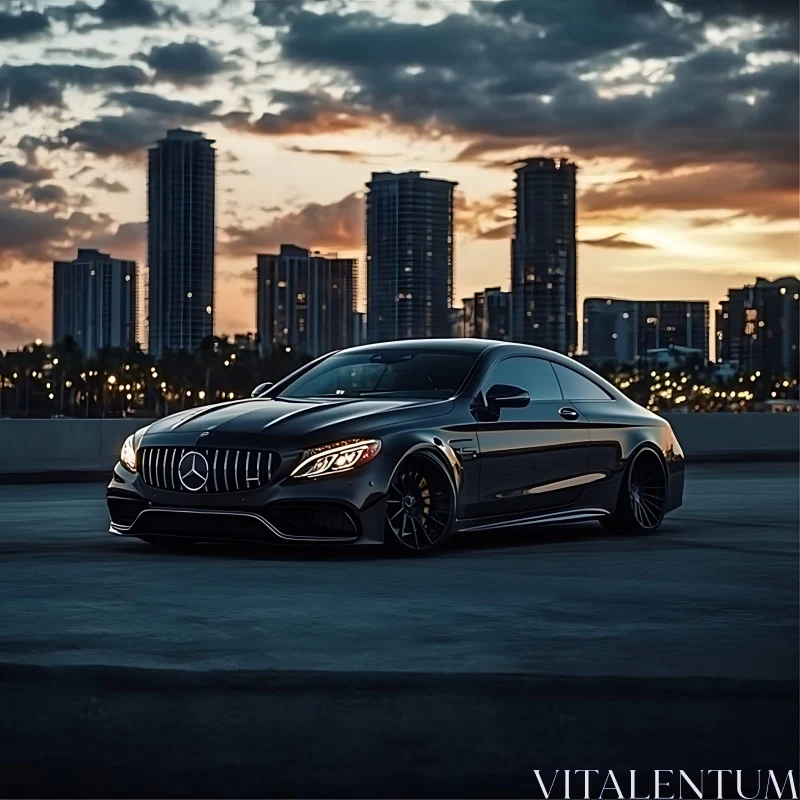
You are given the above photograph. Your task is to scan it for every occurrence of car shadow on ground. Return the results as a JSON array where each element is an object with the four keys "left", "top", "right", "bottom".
[{"left": 112, "top": 519, "right": 678, "bottom": 563}]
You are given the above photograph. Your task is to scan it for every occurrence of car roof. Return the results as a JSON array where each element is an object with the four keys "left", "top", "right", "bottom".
[
  {"left": 342, "top": 338, "right": 576, "bottom": 362},
  {"left": 343, "top": 338, "right": 500, "bottom": 354}
]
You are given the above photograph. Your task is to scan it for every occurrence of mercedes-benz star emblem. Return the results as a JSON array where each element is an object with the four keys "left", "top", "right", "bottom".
[{"left": 178, "top": 451, "right": 209, "bottom": 492}]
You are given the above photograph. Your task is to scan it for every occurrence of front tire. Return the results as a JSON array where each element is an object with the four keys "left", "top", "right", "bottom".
[
  {"left": 604, "top": 447, "right": 668, "bottom": 534},
  {"left": 385, "top": 451, "right": 455, "bottom": 555}
]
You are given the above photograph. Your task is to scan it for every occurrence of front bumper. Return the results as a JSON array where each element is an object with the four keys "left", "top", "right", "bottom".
[{"left": 107, "top": 460, "right": 388, "bottom": 545}]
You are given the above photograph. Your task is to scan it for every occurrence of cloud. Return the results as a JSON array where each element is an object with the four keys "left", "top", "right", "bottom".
[
  {"left": 269, "top": 2, "right": 797, "bottom": 181},
  {"left": 84, "top": 221, "right": 146, "bottom": 262},
  {"left": 284, "top": 145, "right": 395, "bottom": 161},
  {"left": 88, "top": 176, "right": 129, "bottom": 193},
  {"left": 23, "top": 184, "right": 69, "bottom": 207},
  {"left": 0, "top": 200, "right": 108, "bottom": 263},
  {"left": 51, "top": 0, "right": 189, "bottom": 31},
  {"left": 579, "top": 233, "right": 655, "bottom": 249},
  {"left": 252, "top": 0, "right": 305, "bottom": 27},
  {"left": 581, "top": 163, "right": 797, "bottom": 220},
  {"left": 142, "top": 40, "right": 234, "bottom": 86},
  {"left": 476, "top": 223, "right": 514, "bottom": 240},
  {"left": 0, "top": 63, "right": 149, "bottom": 111},
  {"left": 105, "top": 90, "right": 222, "bottom": 117},
  {"left": 220, "top": 192, "right": 364, "bottom": 256},
  {"left": 56, "top": 92, "right": 221, "bottom": 158},
  {"left": 0, "top": 10, "right": 50, "bottom": 41},
  {"left": 223, "top": 90, "right": 373, "bottom": 136},
  {"left": 0, "top": 318, "right": 42, "bottom": 350},
  {"left": 0, "top": 161, "right": 53, "bottom": 183}
]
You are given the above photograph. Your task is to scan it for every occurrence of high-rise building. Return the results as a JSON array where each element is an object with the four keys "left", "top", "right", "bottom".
[
  {"left": 366, "top": 170, "right": 456, "bottom": 342},
  {"left": 511, "top": 157, "right": 577, "bottom": 354},
  {"left": 256, "top": 244, "right": 356, "bottom": 358},
  {"left": 583, "top": 298, "right": 709, "bottom": 364},
  {"left": 147, "top": 129, "right": 215, "bottom": 355},
  {"left": 52, "top": 249, "right": 137, "bottom": 357},
  {"left": 459, "top": 287, "right": 511, "bottom": 340},
  {"left": 716, "top": 277, "right": 800, "bottom": 377}
]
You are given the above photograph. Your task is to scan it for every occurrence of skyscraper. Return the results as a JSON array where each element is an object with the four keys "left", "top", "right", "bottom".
[
  {"left": 511, "top": 157, "right": 577, "bottom": 354},
  {"left": 366, "top": 170, "right": 456, "bottom": 342},
  {"left": 716, "top": 277, "right": 800, "bottom": 376},
  {"left": 583, "top": 298, "right": 709, "bottom": 364},
  {"left": 52, "top": 249, "right": 137, "bottom": 357},
  {"left": 256, "top": 245, "right": 356, "bottom": 358},
  {"left": 147, "top": 129, "right": 215, "bottom": 355},
  {"left": 459, "top": 287, "right": 511, "bottom": 340}
]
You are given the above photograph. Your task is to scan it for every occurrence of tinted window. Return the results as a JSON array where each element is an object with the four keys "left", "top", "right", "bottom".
[
  {"left": 484, "top": 357, "right": 562, "bottom": 401},
  {"left": 553, "top": 363, "right": 612, "bottom": 400},
  {"left": 279, "top": 349, "right": 478, "bottom": 400}
]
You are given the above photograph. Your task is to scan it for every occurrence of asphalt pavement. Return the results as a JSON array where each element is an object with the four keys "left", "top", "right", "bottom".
[{"left": 0, "top": 463, "right": 797, "bottom": 797}]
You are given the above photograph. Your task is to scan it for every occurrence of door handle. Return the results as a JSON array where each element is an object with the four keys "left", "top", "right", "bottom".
[{"left": 558, "top": 407, "right": 580, "bottom": 421}]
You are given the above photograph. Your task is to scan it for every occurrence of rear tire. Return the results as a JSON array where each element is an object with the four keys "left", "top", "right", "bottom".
[
  {"left": 603, "top": 447, "right": 668, "bottom": 535},
  {"left": 385, "top": 451, "right": 456, "bottom": 555}
]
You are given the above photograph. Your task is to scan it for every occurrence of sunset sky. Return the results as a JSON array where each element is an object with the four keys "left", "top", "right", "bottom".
[{"left": 0, "top": 0, "right": 797, "bottom": 353}]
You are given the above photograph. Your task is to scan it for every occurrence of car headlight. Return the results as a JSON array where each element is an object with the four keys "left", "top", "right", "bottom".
[
  {"left": 291, "top": 439, "right": 381, "bottom": 479},
  {"left": 120, "top": 434, "right": 137, "bottom": 473}
]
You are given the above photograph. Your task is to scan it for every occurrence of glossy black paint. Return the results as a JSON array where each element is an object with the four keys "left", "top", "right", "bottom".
[{"left": 107, "top": 339, "right": 685, "bottom": 547}]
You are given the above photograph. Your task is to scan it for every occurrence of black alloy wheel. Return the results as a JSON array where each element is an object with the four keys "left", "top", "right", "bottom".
[
  {"left": 385, "top": 451, "right": 455, "bottom": 554},
  {"left": 607, "top": 447, "right": 668, "bottom": 534}
]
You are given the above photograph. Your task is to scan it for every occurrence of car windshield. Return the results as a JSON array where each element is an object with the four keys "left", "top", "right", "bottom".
[{"left": 278, "top": 349, "right": 479, "bottom": 400}]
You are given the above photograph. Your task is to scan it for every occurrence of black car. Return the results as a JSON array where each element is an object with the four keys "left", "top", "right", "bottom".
[{"left": 107, "top": 339, "right": 685, "bottom": 554}]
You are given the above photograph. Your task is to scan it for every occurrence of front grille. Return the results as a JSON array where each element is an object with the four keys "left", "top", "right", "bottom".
[{"left": 138, "top": 446, "right": 276, "bottom": 493}]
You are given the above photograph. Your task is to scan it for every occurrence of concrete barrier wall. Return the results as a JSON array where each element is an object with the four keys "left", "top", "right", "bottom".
[
  {"left": 660, "top": 412, "right": 799, "bottom": 461},
  {"left": 0, "top": 419, "right": 155, "bottom": 477},
  {"left": 0, "top": 414, "right": 796, "bottom": 479}
]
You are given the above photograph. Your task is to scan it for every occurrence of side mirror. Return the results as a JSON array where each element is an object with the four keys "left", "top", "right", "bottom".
[
  {"left": 251, "top": 382, "right": 273, "bottom": 398},
  {"left": 485, "top": 383, "right": 530, "bottom": 409}
]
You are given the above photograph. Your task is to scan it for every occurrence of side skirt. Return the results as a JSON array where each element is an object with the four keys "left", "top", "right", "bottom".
[{"left": 455, "top": 507, "right": 610, "bottom": 534}]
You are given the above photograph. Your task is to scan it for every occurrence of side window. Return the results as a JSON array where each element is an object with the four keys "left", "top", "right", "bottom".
[
  {"left": 553, "top": 363, "right": 613, "bottom": 401},
  {"left": 484, "top": 357, "right": 563, "bottom": 401}
]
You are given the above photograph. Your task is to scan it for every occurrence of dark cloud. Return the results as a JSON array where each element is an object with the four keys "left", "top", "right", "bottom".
[
  {"left": 105, "top": 90, "right": 222, "bottom": 117},
  {"left": 0, "top": 10, "right": 50, "bottom": 41},
  {"left": 0, "top": 63, "right": 149, "bottom": 111},
  {"left": 59, "top": 114, "right": 168, "bottom": 157},
  {"left": 88, "top": 177, "right": 129, "bottom": 193},
  {"left": 270, "top": 2, "right": 798, "bottom": 179},
  {"left": 284, "top": 145, "right": 395, "bottom": 161},
  {"left": 579, "top": 233, "right": 655, "bottom": 249},
  {"left": 220, "top": 192, "right": 364, "bottom": 256},
  {"left": 580, "top": 163, "right": 797, "bottom": 220},
  {"left": 23, "top": 184, "right": 69, "bottom": 207},
  {"left": 43, "top": 46, "right": 116, "bottom": 60},
  {"left": 476, "top": 223, "right": 514, "bottom": 240},
  {"left": 252, "top": 0, "right": 307, "bottom": 26},
  {"left": 57, "top": 92, "right": 221, "bottom": 158},
  {"left": 142, "top": 40, "right": 234, "bottom": 86},
  {"left": 0, "top": 161, "right": 53, "bottom": 183},
  {"left": 223, "top": 90, "right": 372, "bottom": 136},
  {"left": 84, "top": 221, "right": 146, "bottom": 262},
  {"left": 0, "top": 318, "right": 42, "bottom": 349},
  {"left": 0, "top": 200, "right": 107, "bottom": 262},
  {"left": 51, "top": 0, "right": 188, "bottom": 31}
]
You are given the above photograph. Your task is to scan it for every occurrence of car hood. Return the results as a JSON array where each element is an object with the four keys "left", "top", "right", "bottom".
[{"left": 143, "top": 396, "right": 451, "bottom": 443}]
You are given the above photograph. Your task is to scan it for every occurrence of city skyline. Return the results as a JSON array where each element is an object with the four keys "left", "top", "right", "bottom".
[{"left": 0, "top": 0, "right": 797, "bottom": 353}]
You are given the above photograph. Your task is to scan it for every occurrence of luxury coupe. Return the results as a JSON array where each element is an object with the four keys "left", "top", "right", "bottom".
[{"left": 107, "top": 339, "right": 685, "bottom": 554}]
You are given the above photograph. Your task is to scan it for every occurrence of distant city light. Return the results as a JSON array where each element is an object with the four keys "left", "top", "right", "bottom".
[
  {"left": 35, "top": 338, "right": 42, "bottom": 346},
  {"left": 107, "top": 375, "right": 117, "bottom": 385},
  {"left": 199, "top": 391, "right": 206, "bottom": 400}
]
